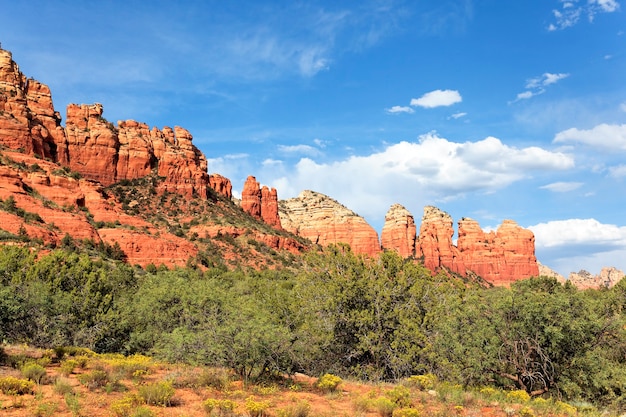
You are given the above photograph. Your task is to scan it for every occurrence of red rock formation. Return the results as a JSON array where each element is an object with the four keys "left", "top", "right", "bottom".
[
  {"left": 279, "top": 190, "right": 380, "bottom": 257},
  {"left": 416, "top": 206, "right": 465, "bottom": 275},
  {"left": 0, "top": 48, "right": 65, "bottom": 160},
  {"left": 457, "top": 218, "right": 539, "bottom": 286},
  {"left": 261, "top": 186, "right": 281, "bottom": 228},
  {"left": 240, "top": 175, "right": 282, "bottom": 228},
  {"left": 0, "top": 47, "right": 217, "bottom": 201},
  {"left": 381, "top": 203, "right": 416, "bottom": 258},
  {"left": 209, "top": 173, "right": 232, "bottom": 199}
]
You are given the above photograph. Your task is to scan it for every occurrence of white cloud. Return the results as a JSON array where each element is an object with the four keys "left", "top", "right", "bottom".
[
  {"left": 548, "top": 0, "right": 620, "bottom": 30},
  {"left": 264, "top": 133, "right": 574, "bottom": 223},
  {"left": 620, "top": 102, "right": 626, "bottom": 112},
  {"left": 449, "top": 112, "right": 467, "bottom": 119},
  {"left": 531, "top": 218, "right": 626, "bottom": 248},
  {"left": 386, "top": 105, "right": 415, "bottom": 114},
  {"left": 553, "top": 123, "right": 626, "bottom": 151},
  {"left": 410, "top": 89, "right": 462, "bottom": 108},
  {"left": 277, "top": 144, "right": 323, "bottom": 156},
  {"left": 609, "top": 164, "right": 626, "bottom": 177},
  {"left": 540, "top": 181, "right": 583, "bottom": 192},
  {"left": 513, "top": 72, "right": 568, "bottom": 102}
]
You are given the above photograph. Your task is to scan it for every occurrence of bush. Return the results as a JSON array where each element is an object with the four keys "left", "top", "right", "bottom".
[
  {"left": 138, "top": 380, "right": 175, "bottom": 406},
  {"left": 21, "top": 362, "right": 47, "bottom": 384},
  {"left": 316, "top": 373, "right": 342, "bottom": 392},
  {"left": 405, "top": 374, "right": 436, "bottom": 390},
  {"left": 506, "top": 389, "right": 531, "bottom": 403},
  {"left": 59, "top": 359, "right": 78, "bottom": 376},
  {"left": 245, "top": 396, "right": 270, "bottom": 417},
  {"left": 0, "top": 376, "right": 35, "bottom": 395},
  {"left": 78, "top": 369, "right": 111, "bottom": 390},
  {"left": 202, "top": 398, "right": 236, "bottom": 415},
  {"left": 392, "top": 408, "right": 421, "bottom": 417},
  {"left": 385, "top": 385, "right": 412, "bottom": 407},
  {"left": 374, "top": 397, "right": 397, "bottom": 417}
]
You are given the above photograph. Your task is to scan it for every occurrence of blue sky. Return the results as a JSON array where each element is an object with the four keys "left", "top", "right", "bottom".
[{"left": 1, "top": 0, "right": 625, "bottom": 276}]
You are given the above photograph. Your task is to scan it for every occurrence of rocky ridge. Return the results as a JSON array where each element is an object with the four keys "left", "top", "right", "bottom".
[
  {"left": 568, "top": 267, "right": 625, "bottom": 290},
  {"left": 279, "top": 190, "right": 381, "bottom": 257}
]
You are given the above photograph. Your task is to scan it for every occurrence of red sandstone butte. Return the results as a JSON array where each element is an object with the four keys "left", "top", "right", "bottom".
[
  {"left": 416, "top": 206, "right": 466, "bottom": 275},
  {"left": 240, "top": 175, "right": 282, "bottom": 229},
  {"left": 279, "top": 190, "right": 381, "bottom": 257},
  {"left": 381, "top": 203, "right": 416, "bottom": 258}
]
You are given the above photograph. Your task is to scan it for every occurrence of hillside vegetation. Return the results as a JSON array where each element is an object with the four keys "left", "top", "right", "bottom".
[{"left": 1, "top": 245, "right": 625, "bottom": 415}]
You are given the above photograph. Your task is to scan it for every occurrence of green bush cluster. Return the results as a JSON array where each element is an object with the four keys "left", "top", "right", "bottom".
[
  {"left": 316, "top": 373, "right": 342, "bottom": 392},
  {"left": 138, "top": 380, "right": 175, "bottom": 406},
  {"left": 0, "top": 375, "right": 35, "bottom": 394}
]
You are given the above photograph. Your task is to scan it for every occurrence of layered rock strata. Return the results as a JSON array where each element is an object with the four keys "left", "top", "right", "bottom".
[
  {"left": 568, "top": 267, "right": 624, "bottom": 289},
  {"left": 279, "top": 190, "right": 381, "bottom": 257},
  {"left": 381, "top": 204, "right": 416, "bottom": 258}
]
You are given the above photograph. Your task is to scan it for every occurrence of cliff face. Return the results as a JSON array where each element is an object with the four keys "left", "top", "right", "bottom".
[
  {"left": 279, "top": 190, "right": 381, "bottom": 257},
  {"left": 381, "top": 205, "right": 540, "bottom": 285},
  {"left": 568, "top": 267, "right": 625, "bottom": 289},
  {"left": 0, "top": 49, "right": 66, "bottom": 160},
  {"left": 240, "top": 175, "right": 282, "bottom": 229},
  {"left": 0, "top": 49, "right": 227, "bottom": 201}
]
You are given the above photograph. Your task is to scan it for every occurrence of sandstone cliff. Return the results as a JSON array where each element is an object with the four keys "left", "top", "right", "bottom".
[
  {"left": 279, "top": 190, "right": 381, "bottom": 257},
  {"left": 568, "top": 267, "right": 625, "bottom": 289},
  {"left": 381, "top": 205, "right": 540, "bottom": 285},
  {"left": 0, "top": 48, "right": 229, "bottom": 201},
  {"left": 240, "top": 175, "right": 282, "bottom": 229},
  {"left": 381, "top": 204, "right": 416, "bottom": 258}
]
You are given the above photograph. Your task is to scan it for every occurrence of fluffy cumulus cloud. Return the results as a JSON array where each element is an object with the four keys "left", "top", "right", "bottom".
[
  {"left": 386, "top": 105, "right": 415, "bottom": 114},
  {"left": 530, "top": 218, "right": 626, "bottom": 275},
  {"left": 539, "top": 181, "right": 583, "bottom": 192},
  {"left": 548, "top": 0, "right": 620, "bottom": 31},
  {"left": 609, "top": 164, "right": 626, "bottom": 177},
  {"left": 410, "top": 89, "right": 462, "bottom": 108},
  {"left": 263, "top": 133, "right": 574, "bottom": 223},
  {"left": 553, "top": 123, "right": 626, "bottom": 151}
]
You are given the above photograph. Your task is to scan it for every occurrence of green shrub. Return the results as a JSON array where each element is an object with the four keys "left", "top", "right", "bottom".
[
  {"left": 0, "top": 376, "right": 35, "bottom": 394},
  {"left": 34, "top": 401, "right": 59, "bottom": 417},
  {"left": 392, "top": 408, "right": 421, "bottom": 417},
  {"left": 59, "top": 359, "right": 78, "bottom": 376},
  {"left": 245, "top": 396, "right": 270, "bottom": 417},
  {"left": 78, "top": 369, "right": 110, "bottom": 390},
  {"left": 138, "top": 380, "right": 175, "bottom": 406},
  {"left": 65, "top": 392, "right": 82, "bottom": 416},
  {"left": 132, "top": 406, "right": 155, "bottom": 417},
  {"left": 406, "top": 373, "right": 437, "bottom": 390},
  {"left": 316, "top": 373, "right": 342, "bottom": 392},
  {"left": 21, "top": 361, "right": 47, "bottom": 384},
  {"left": 202, "top": 398, "right": 237, "bottom": 416},
  {"left": 374, "top": 397, "right": 397, "bottom": 417},
  {"left": 385, "top": 385, "right": 412, "bottom": 407},
  {"left": 506, "top": 389, "right": 531, "bottom": 404},
  {"left": 198, "top": 367, "right": 232, "bottom": 390}
]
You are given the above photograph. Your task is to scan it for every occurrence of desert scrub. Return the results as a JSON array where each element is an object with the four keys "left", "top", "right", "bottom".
[
  {"left": 59, "top": 359, "right": 78, "bottom": 376},
  {"left": 316, "top": 373, "right": 342, "bottom": 392},
  {"left": 392, "top": 408, "right": 422, "bottom": 417},
  {"left": 276, "top": 400, "right": 311, "bottom": 417},
  {"left": 245, "top": 396, "right": 271, "bottom": 417},
  {"left": 78, "top": 368, "right": 111, "bottom": 390},
  {"left": 101, "top": 353, "right": 153, "bottom": 379},
  {"left": 506, "top": 389, "right": 531, "bottom": 404},
  {"left": 138, "top": 380, "right": 175, "bottom": 406},
  {"left": 202, "top": 398, "right": 237, "bottom": 415},
  {"left": 21, "top": 361, "right": 47, "bottom": 383},
  {"left": 111, "top": 394, "right": 143, "bottom": 417},
  {"left": 53, "top": 377, "right": 74, "bottom": 395},
  {"left": 405, "top": 373, "right": 437, "bottom": 391},
  {"left": 0, "top": 375, "right": 35, "bottom": 394},
  {"left": 374, "top": 396, "right": 397, "bottom": 417},
  {"left": 384, "top": 385, "right": 412, "bottom": 407},
  {"left": 34, "top": 401, "right": 59, "bottom": 417}
]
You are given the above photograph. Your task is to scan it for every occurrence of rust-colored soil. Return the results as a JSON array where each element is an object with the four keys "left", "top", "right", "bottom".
[{"left": 0, "top": 345, "right": 570, "bottom": 417}]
